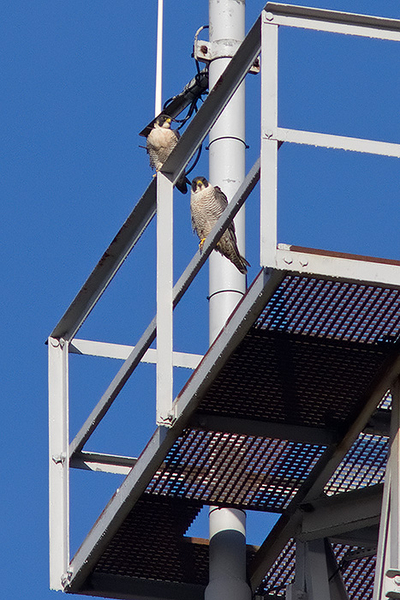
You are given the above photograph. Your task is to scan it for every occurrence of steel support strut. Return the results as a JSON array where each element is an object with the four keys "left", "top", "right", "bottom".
[
  {"left": 373, "top": 378, "right": 400, "bottom": 600},
  {"left": 286, "top": 539, "right": 348, "bottom": 600},
  {"left": 48, "top": 337, "right": 70, "bottom": 590}
]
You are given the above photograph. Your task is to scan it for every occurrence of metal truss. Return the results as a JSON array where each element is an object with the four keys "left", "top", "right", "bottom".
[{"left": 48, "top": 3, "right": 400, "bottom": 599}]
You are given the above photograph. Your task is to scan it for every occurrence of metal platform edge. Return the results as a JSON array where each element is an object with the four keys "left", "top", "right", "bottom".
[
  {"left": 65, "top": 264, "right": 400, "bottom": 594},
  {"left": 65, "top": 267, "right": 284, "bottom": 592}
]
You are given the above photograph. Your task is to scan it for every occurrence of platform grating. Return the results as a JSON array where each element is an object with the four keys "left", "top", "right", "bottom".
[
  {"left": 325, "top": 432, "right": 388, "bottom": 496},
  {"left": 93, "top": 496, "right": 205, "bottom": 584},
  {"left": 146, "top": 429, "right": 326, "bottom": 511},
  {"left": 68, "top": 272, "right": 400, "bottom": 598},
  {"left": 258, "top": 539, "right": 376, "bottom": 599},
  {"left": 255, "top": 275, "right": 400, "bottom": 344},
  {"left": 196, "top": 331, "right": 392, "bottom": 430}
]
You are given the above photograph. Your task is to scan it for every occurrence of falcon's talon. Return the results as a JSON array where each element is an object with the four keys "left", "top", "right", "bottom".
[{"left": 199, "top": 238, "right": 206, "bottom": 252}]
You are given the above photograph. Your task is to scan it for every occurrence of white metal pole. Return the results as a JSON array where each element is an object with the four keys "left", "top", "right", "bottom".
[
  {"left": 155, "top": 0, "right": 164, "bottom": 117},
  {"left": 208, "top": 0, "right": 247, "bottom": 343},
  {"left": 206, "top": 1, "right": 251, "bottom": 600},
  {"left": 156, "top": 172, "right": 174, "bottom": 425},
  {"left": 260, "top": 14, "right": 278, "bottom": 267},
  {"left": 48, "top": 337, "right": 70, "bottom": 590}
]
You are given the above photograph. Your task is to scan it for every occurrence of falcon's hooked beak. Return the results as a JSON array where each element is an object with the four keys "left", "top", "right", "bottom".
[
  {"left": 191, "top": 177, "right": 208, "bottom": 192},
  {"left": 192, "top": 179, "right": 202, "bottom": 192}
]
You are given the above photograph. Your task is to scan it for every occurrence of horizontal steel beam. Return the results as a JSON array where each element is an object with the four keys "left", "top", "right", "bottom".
[
  {"left": 70, "top": 451, "right": 137, "bottom": 475},
  {"left": 275, "top": 246, "right": 400, "bottom": 288},
  {"left": 70, "top": 338, "right": 202, "bottom": 370},
  {"left": 79, "top": 572, "right": 205, "bottom": 600},
  {"left": 299, "top": 484, "right": 382, "bottom": 541},
  {"left": 265, "top": 2, "right": 400, "bottom": 41},
  {"left": 189, "top": 413, "right": 337, "bottom": 446},
  {"left": 274, "top": 127, "right": 400, "bottom": 158}
]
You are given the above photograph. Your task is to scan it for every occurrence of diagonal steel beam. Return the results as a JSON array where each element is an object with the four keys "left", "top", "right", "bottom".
[
  {"left": 65, "top": 267, "right": 284, "bottom": 592},
  {"left": 69, "top": 159, "right": 260, "bottom": 457},
  {"left": 248, "top": 352, "right": 400, "bottom": 590},
  {"left": 160, "top": 17, "right": 261, "bottom": 186},
  {"left": 51, "top": 180, "right": 157, "bottom": 342},
  {"left": 50, "top": 17, "right": 261, "bottom": 343}
]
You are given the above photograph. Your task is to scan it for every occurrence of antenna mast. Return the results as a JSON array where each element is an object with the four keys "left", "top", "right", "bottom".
[{"left": 155, "top": 0, "right": 164, "bottom": 116}]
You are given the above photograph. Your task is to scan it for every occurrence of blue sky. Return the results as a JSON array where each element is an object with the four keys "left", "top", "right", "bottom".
[{"left": 2, "top": 1, "right": 400, "bottom": 599}]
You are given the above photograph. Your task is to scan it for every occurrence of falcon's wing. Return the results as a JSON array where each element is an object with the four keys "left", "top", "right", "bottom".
[{"left": 214, "top": 185, "right": 237, "bottom": 238}]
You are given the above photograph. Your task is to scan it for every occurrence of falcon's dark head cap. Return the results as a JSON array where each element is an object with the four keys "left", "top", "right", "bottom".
[
  {"left": 191, "top": 176, "right": 209, "bottom": 192},
  {"left": 155, "top": 114, "right": 172, "bottom": 128}
]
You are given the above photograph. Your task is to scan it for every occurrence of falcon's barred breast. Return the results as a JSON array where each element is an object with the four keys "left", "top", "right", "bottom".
[
  {"left": 146, "top": 114, "right": 187, "bottom": 194},
  {"left": 190, "top": 176, "right": 250, "bottom": 274}
]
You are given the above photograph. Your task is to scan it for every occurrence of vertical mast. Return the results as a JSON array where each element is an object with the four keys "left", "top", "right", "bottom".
[
  {"left": 208, "top": 0, "right": 247, "bottom": 342},
  {"left": 206, "top": 2, "right": 251, "bottom": 600}
]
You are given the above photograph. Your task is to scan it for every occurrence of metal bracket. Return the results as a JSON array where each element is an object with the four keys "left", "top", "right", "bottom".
[
  {"left": 52, "top": 452, "right": 66, "bottom": 465},
  {"left": 156, "top": 411, "right": 176, "bottom": 428},
  {"left": 194, "top": 39, "right": 260, "bottom": 73},
  {"left": 384, "top": 572, "right": 400, "bottom": 598},
  {"left": 61, "top": 570, "right": 73, "bottom": 589}
]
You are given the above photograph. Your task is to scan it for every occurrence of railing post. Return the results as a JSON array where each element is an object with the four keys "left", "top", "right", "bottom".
[
  {"left": 260, "top": 12, "right": 278, "bottom": 268},
  {"left": 373, "top": 377, "right": 400, "bottom": 599},
  {"left": 156, "top": 172, "right": 174, "bottom": 425},
  {"left": 48, "top": 336, "right": 70, "bottom": 590}
]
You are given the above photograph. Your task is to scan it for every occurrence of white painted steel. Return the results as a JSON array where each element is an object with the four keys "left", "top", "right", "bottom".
[
  {"left": 260, "top": 16, "right": 278, "bottom": 268},
  {"left": 206, "top": 508, "right": 251, "bottom": 600},
  {"left": 373, "top": 378, "right": 400, "bottom": 600},
  {"left": 275, "top": 127, "right": 400, "bottom": 158},
  {"left": 265, "top": 2, "right": 400, "bottom": 34},
  {"left": 305, "top": 540, "right": 331, "bottom": 600},
  {"left": 66, "top": 425, "right": 171, "bottom": 591},
  {"left": 48, "top": 337, "right": 70, "bottom": 590},
  {"left": 209, "top": 507, "right": 246, "bottom": 538},
  {"left": 266, "top": 12, "right": 400, "bottom": 42},
  {"left": 250, "top": 353, "right": 400, "bottom": 589},
  {"left": 299, "top": 486, "right": 381, "bottom": 542},
  {"left": 69, "top": 161, "right": 260, "bottom": 460},
  {"left": 208, "top": 0, "right": 247, "bottom": 343},
  {"left": 70, "top": 338, "right": 202, "bottom": 369},
  {"left": 71, "top": 451, "right": 137, "bottom": 475},
  {"left": 275, "top": 247, "right": 400, "bottom": 288},
  {"left": 156, "top": 172, "right": 174, "bottom": 425},
  {"left": 206, "top": 2, "right": 252, "bottom": 599},
  {"left": 155, "top": 0, "right": 163, "bottom": 116}
]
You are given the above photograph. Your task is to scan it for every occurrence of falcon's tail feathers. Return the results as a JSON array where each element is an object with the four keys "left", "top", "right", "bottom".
[{"left": 233, "top": 254, "right": 250, "bottom": 275}]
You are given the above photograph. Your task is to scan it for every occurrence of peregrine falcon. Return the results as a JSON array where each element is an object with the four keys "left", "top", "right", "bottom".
[
  {"left": 146, "top": 114, "right": 187, "bottom": 194},
  {"left": 190, "top": 176, "right": 250, "bottom": 274}
]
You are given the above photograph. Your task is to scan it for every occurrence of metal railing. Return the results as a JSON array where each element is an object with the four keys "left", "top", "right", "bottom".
[{"left": 48, "top": 3, "right": 400, "bottom": 594}]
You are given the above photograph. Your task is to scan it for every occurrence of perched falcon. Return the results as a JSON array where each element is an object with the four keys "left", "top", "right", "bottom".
[
  {"left": 190, "top": 176, "right": 250, "bottom": 274},
  {"left": 146, "top": 114, "right": 187, "bottom": 194}
]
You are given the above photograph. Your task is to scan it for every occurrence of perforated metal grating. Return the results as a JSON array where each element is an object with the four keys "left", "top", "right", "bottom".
[
  {"left": 325, "top": 432, "right": 388, "bottom": 495},
  {"left": 258, "top": 540, "right": 376, "bottom": 600},
  {"left": 255, "top": 275, "right": 400, "bottom": 344},
  {"left": 70, "top": 271, "right": 400, "bottom": 598},
  {"left": 146, "top": 430, "right": 326, "bottom": 511},
  {"left": 93, "top": 496, "right": 205, "bottom": 584},
  {"left": 196, "top": 275, "right": 400, "bottom": 430}
]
